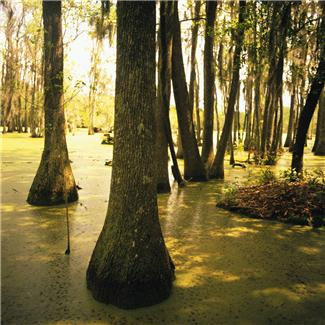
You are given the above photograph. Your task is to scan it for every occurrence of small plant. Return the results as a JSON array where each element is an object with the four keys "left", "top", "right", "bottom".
[
  {"left": 258, "top": 168, "right": 277, "bottom": 185},
  {"left": 280, "top": 168, "right": 300, "bottom": 183},
  {"left": 244, "top": 168, "right": 254, "bottom": 186},
  {"left": 303, "top": 169, "right": 325, "bottom": 191},
  {"left": 222, "top": 183, "right": 239, "bottom": 205},
  {"left": 312, "top": 169, "right": 325, "bottom": 185},
  {"left": 263, "top": 152, "right": 278, "bottom": 165}
]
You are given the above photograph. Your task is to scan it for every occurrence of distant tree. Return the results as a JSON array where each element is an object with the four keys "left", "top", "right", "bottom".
[
  {"left": 188, "top": 0, "right": 201, "bottom": 114},
  {"left": 210, "top": 0, "right": 246, "bottom": 179},
  {"left": 1, "top": 0, "right": 15, "bottom": 133},
  {"left": 285, "top": 90, "right": 296, "bottom": 148},
  {"left": 156, "top": 1, "right": 184, "bottom": 192},
  {"left": 27, "top": 1, "right": 78, "bottom": 205},
  {"left": 314, "top": 93, "right": 325, "bottom": 155},
  {"left": 87, "top": 3, "right": 113, "bottom": 135},
  {"left": 201, "top": 1, "right": 217, "bottom": 166},
  {"left": 86, "top": 2, "right": 174, "bottom": 309},
  {"left": 172, "top": 2, "right": 207, "bottom": 181},
  {"left": 292, "top": 3, "right": 325, "bottom": 173}
]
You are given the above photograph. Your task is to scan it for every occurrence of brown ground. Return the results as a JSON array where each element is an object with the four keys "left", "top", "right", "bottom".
[{"left": 217, "top": 181, "right": 325, "bottom": 227}]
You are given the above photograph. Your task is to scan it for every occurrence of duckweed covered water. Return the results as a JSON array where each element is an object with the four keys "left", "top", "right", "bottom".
[{"left": 1, "top": 131, "right": 325, "bottom": 324}]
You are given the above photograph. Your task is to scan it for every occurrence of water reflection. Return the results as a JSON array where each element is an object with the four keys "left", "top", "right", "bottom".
[{"left": 1, "top": 132, "right": 325, "bottom": 324}]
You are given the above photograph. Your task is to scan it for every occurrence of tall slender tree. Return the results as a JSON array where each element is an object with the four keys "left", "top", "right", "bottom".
[
  {"left": 172, "top": 2, "right": 207, "bottom": 181},
  {"left": 27, "top": 1, "right": 78, "bottom": 205},
  {"left": 86, "top": 2, "right": 174, "bottom": 309},
  {"left": 156, "top": 30, "right": 171, "bottom": 193},
  {"left": 189, "top": 0, "right": 201, "bottom": 115},
  {"left": 157, "top": 1, "right": 184, "bottom": 191},
  {"left": 201, "top": 1, "right": 217, "bottom": 165},
  {"left": 292, "top": 3, "right": 325, "bottom": 173},
  {"left": 210, "top": 0, "right": 246, "bottom": 179},
  {"left": 314, "top": 92, "right": 325, "bottom": 155}
]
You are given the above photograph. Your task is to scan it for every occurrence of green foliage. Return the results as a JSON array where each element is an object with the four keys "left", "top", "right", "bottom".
[
  {"left": 304, "top": 169, "right": 325, "bottom": 188},
  {"left": 280, "top": 169, "right": 300, "bottom": 183},
  {"left": 223, "top": 184, "right": 239, "bottom": 206},
  {"left": 257, "top": 168, "right": 277, "bottom": 185},
  {"left": 280, "top": 168, "right": 325, "bottom": 187},
  {"left": 263, "top": 152, "right": 279, "bottom": 166}
]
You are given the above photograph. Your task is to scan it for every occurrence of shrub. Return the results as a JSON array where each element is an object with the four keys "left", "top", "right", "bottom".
[
  {"left": 258, "top": 168, "right": 277, "bottom": 185},
  {"left": 280, "top": 168, "right": 300, "bottom": 183},
  {"left": 223, "top": 183, "right": 239, "bottom": 205}
]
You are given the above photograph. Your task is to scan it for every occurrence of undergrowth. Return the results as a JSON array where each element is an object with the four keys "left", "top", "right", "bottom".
[{"left": 218, "top": 168, "right": 325, "bottom": 227}]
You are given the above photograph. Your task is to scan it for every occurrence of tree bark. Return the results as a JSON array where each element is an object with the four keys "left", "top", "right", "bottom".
[
  {"left": 252, "top": 3, "right": 261, "bottom": 159},
  {"left": 156, "top": 35, "right": 171, "bottom": 193},
  {"left": 88, "top": 38, "right": 101, "bottom": 135},
  {"left": 156, "top": 1, "right": 180, "bottom": 193},
  {"left": 86, "top": 2, "right": 174, "bottom": 309},
  {"left": 292, "top": 4, "right": 325, "bottom": 172},
  {"left": 171, "top": 2, "right": 207, "bottom": 181},
  {"left": 159, "top": 2, "right": 184, "bottom": 188},
  {"left": 284, "top": 84, "right": 296, "bottom": 147},
  {"left": 2, "top": 0, "right": 15, "bottom": 134},
  {"left": 314, "top": 91, "right": 325, "bottom": 155},
  {"left": 210, "top": 1, "right": 246, "bottom": 179},
  {"left": 260, "top": 3, "right": 278, "bottom": 159},
  {"left": 201, "top": 1, "right": 217, "bottom": 165},
  {"left": 27, "top": 1, "right": 78, "bottom": 205},
  {"left": 188, "top": 1, "right": 201, "bottom": 114},
  {"left": 244, "top": 70, "right": 253, "bottom": 151},
  {"left": 195, "top": 71, "right": 202, "bottom": 145}
]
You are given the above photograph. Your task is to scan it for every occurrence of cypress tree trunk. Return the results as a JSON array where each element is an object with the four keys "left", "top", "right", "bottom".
[
  {"left": 156, "top": 44, "right": 171, "bottom": 193},
  {"left": 159, "top": 2, "right": 184, "bottom": 189},
  {"left": 176, "top": 133, "right": 183, "bottom": 159},
  {"left": 27, "top": 1, "right": 78, "bottom": 205},
  {"left": 312, "top": 103, "right": 321, "bottom": 152},
  {"left": 244, "top": 73, "right": 253, "bottom": 151},
  {"left": 284, "top": 85, "right": 296, "bottom": 147},
  {"left": 201, "top": 1, "right": 217, "bottom": 165},
  {"left": 260, "top": 3, "right": 279, "bottom": 159},
  {"left": 314, "top": 92, "right": 325, "bottom": 155},
  {"left": 23, "top": 81, "right": 29, "bottom": 133},
  {"left": 171, "top": 2, "right": 207, "bottom": 181},
  {"left": 210, "top": 1, "right": 246, "bottom": 179},
  {"left": 215, "top": 84, "right": 220, "bottom": 145},
  {"left": 292, "top": 4, "right": 325, "bottom": 172},
  {"left": 195, "top": 71, "right": 202, "bottom": 145},
  {"left": 30, "top": 63, "right": 38, "bottom": 137},
  {"left": 244, "top": 38, "right": 253, "bottom": 151},
  {"left": 86, "top": 2, "right": 174, "bottom": 309},
  {"left": 252, "top": 3, "right": 261, "bottom": 159},
  {"left": 189, "top": 1, "right": 201, "bottom": 114},
  {"left": 88, "top": 38, "right": 101, "bottom": 135},
  {"left": 269, "top": 2, "right": 290, "bottom": 158},
  {"left": 2, "top": 0, "right": 15, "bottom": 134}
]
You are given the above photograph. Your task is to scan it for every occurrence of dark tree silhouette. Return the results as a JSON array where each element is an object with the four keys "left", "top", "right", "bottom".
[
  {"left": 171, "top": 2, "right": 207, "bottom": 181},
  {"left": 314, "top": 92, "right": 325, "bottom": 155},
  {"left": 291, "top": 4, "right": 325, "bottom": 172},
  {"left": 201, "top": 1, "right": 217, "bottom": 165}
]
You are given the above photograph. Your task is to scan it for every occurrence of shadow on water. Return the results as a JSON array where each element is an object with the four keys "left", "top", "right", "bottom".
[{"left": 1, "top": 132, "right": 325, "bottom": 324}]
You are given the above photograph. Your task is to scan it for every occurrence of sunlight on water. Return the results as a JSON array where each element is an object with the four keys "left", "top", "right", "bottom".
[{"left": 1, "top": 131, "right": 325, "bottom": 324}]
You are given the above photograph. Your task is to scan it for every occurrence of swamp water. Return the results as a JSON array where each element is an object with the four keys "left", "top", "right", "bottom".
[{"left": 1, "top": 131, "right": 325, "bottom": 324}]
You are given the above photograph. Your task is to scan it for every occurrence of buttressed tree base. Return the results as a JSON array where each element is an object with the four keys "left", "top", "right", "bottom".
[
  {"left": 27, "top": 1, "right": 78, "bottom": 206},
  {"left": 86, "top": 2, "right": 175, "bottom": 309}
]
